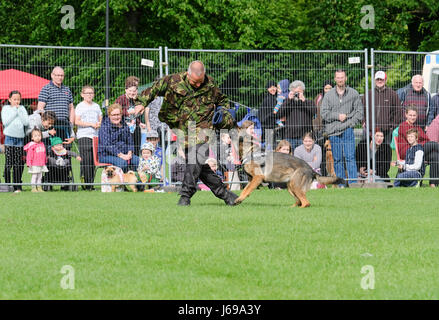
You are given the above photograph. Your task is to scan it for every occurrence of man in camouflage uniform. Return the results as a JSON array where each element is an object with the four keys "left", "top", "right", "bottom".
[{"left": 135, "top": 60, "right": 238, "bottom": 206}]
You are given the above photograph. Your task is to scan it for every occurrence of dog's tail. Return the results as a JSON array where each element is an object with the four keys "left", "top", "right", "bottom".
[{"left": 315, "top": 174, "right": 345, "bottom": 186}]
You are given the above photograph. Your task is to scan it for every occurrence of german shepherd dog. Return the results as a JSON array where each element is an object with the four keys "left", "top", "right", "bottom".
[{"left": 234, "top": 134, "right": 344, "bottom": 208}]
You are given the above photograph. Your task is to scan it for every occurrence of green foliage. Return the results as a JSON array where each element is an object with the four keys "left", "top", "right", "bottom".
[{"left": 0, "top": 0, "right": 437, "bottom": 51}]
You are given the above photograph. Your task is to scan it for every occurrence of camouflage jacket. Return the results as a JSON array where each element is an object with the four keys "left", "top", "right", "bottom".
[{"left": 136, "top": 72, "right": 235, "bottom": 133}]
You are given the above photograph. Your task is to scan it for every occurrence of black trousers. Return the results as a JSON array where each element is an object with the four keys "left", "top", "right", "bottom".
[
  {"left": 3, "top": 145, "right": 24, "bottom": 191},
  {"left": 78, "top": 137, "right": 95, "bottom": 187},
  {"left": 179, "top": 143, "right": 230, "bottom": 201},
  {"left": 424, "top": 141, "right": 439, "bottom": 186}
]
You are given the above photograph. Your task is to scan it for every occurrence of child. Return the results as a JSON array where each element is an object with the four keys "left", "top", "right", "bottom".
[
  {"left": 46, "top": 137, "right": 81, "bottom": 190},
  {"left": 392, "top": 128, "right": 425, "bottom": 187},
  {"left": 23, "top": 128, "right": 48, "bottom": 192},
  {"left": 138, "top": 142, "right": 162, "bottom": 191},
  {"left": 75, "top": 85, "right": 102, "bottom": 190},
  {"left": 1, "top": 90, "right": 29, "bottom": 192},
  {"left": 275, "top": 139, "right": 292, "bottom": 155}
]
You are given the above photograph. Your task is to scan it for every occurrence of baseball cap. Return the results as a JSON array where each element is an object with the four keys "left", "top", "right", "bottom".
[
  {"left": 146, "top": 130, "right": 159, "bottom": 138},
  {"left": 375, "top": 71, "right": 387, "bottom": 80}
]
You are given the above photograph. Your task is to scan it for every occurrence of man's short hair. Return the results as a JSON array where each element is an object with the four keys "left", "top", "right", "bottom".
[
  {"left": 187, "top": 60, "right": 205, "bottom": 77},
  {"left": 125, "top": 76, "right": 139, "bottom": 88},
  {"left": 51, "top": 66, "right": 64, "bottom": 74},
  {"left": 335, "top": 69, "right": 346, "bottom": 76},
  {"left": 411, "top": 74, "right": 423, "bottom": 82},
  {"left": 290, "top": 80, "right": 305, "bottom": 91}
]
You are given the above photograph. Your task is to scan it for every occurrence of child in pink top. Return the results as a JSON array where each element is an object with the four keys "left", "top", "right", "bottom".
[{"left": 23, "top": 128, "right": 48, "bottom": 192}]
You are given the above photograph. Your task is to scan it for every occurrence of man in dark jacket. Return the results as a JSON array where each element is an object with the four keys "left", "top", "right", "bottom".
[
  {"left": 397, "top": 74, "right": 434, "bottom": 130},
  {"left": 135, "top": 60, "right": 238, "bottom": 206},
  {"left": 362, "top": 71, "right": 403, "bottom": 144}
]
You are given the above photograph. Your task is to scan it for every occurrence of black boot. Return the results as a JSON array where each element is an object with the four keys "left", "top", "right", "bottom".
[
  {"left": 177, "top": 196, "right": 191, "bottom": 206},
  {"left": 224, "top": 191, "right": 239, "bottom": 206}
]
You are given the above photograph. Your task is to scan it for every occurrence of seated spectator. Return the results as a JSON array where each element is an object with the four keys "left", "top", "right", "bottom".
[
  {"left": 293, "top": 132, "right": 322, "bottom": 172},
  {"left": 199, "top": 158, "right": 223, "bottom": 191},
  {"left": 138, "top": 142, "right": 161, "bottom": 190},
  {"left": 269, "top": 140, "right": 292, "bottom": 189},
  {"left": 395, "top": 105, "right": 439, "bottom": 187},
  {"left": 115, "top": 77, "right": 143, "bottom": 156},
  {"left": 277, "top": 80, "right": 316, "bottom": 151},
  {"left": 276, "top": 139, "right": 292, "bottom": 154},
  {"left": 219, "top": 132, "right": 241, "bottom": 191},
  {"left": 241, "top": 120, "right": 261, "bottom": 143},
  {"left": 356, "top": 130, "right": 392, "bottom": 181},
  {"left": 294, "top": 133, "right": 324, "bottom": 189},
  {"left": 392, "top": 128, "right": 424, "bottom": 187},
  {"left": 45, "top": 136, "right": 81, "bottom": 190},
  {"left": 98, "top": 103, "right": 139, "bottom": 172}
]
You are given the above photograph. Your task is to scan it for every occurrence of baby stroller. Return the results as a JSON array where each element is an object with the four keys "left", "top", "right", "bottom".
[{"left": 42, "top": 134, "right": 78, "bottom": 191}]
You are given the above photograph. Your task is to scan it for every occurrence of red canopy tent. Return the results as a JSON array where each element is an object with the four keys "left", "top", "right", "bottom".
[
  {"left": 0, "top": 68, "right": 50, "bottom": 99},
  {"left": 0, "top": 69, "right": 50, "bottom": 144}
]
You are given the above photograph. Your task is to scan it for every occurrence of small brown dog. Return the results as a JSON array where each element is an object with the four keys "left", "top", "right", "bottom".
[{"left": 104, "top": 166, "right": 147, "bottom": 192}]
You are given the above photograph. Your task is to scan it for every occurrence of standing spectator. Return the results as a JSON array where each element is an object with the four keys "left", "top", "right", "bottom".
[
  {"left": 75, "top": 85, "right": 102, "bottom": 190},
  {"left": 258, "top": 80, "right": 278, "bottom": 138},
  {"left": 277, "top": 80, "right": 316, "bottom": 151},
  {"left": 392, "top": 128, "right": 425, "bottom": 187},
  {"left": 98, "top": 103, "right": 139, "bottom": 172},
  {"left": 115, "top": 77, "right": 143, "bottom": 156},
  {"left": 321, "top": 69, "right": 363, "bottom": 185},
  {"left": 37, "top": 66, "right": 75, "bottom": 144},
  {"left": 395, "top": 106, "right": 439, "bottom": 187},
  {"left": 356, "top": 130, "right": 392, "bottom": 181},
  {"left": 314, "top": 80, "right": 333, "bottom": 134},
  {"left": 397, "top": 75, "right": 434, "bottom": 130},
  {"left": 426, "top": 114, "right": 439, "bottom": 143},
  {"left": 1, "top": 90, "right": 29, "bottom": 192},
  {"left": 24, "top": 128, "right": 48, "bottom": 192},
  {"left": 134, "top": 60, "right": 238, "bottom": 206},
  {"left": 363, "top": 71, "right": 403, "bottom": 144}
]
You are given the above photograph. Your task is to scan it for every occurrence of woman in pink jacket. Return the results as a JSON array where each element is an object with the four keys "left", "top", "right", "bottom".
[{"left": 23, "top": 128, "right": 48, "bottom": 192}]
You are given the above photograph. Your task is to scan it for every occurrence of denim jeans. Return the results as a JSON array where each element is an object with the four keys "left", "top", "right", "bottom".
[
  {"left": 394, "top": 170, "right": 421, "bottom": 187},
  {"left": 329, "top": 127, "right": 358, "bottom": 183},
  {"left": 99, "top": 154, "right": 140, "bottom": 172}
]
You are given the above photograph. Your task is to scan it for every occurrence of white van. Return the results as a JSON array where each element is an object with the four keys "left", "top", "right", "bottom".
[{"left": 422, "top": 50, "right": 439, "bottom": 96}]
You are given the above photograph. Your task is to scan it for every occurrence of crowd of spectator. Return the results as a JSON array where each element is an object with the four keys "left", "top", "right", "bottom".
[{"left": 1, "top": 65, "right": 439, "bottom": 192}]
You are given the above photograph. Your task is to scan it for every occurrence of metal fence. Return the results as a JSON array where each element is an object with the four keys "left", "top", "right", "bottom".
[{"left": 0, "top": 46, "right": 438, "bottom": 192}]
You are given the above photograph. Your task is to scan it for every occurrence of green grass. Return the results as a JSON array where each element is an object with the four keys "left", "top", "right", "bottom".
[{"left": 1, "top": 187, "right": 439, "bottom": 299}]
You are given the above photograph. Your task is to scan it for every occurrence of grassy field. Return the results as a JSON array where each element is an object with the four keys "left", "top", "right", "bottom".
[{"left": 1, "top": 187, "right": 438, "bottom": 300}]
